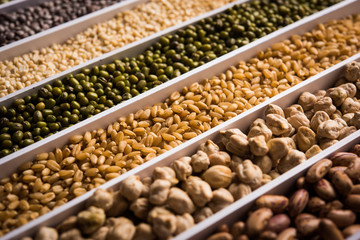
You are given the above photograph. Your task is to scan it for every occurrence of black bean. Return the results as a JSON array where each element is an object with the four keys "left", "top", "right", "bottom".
[{"left": 0, "top": 0, "right": 124, "bottom": 47}]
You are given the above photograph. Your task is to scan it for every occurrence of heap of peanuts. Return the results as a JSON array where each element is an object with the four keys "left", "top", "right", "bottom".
[{"left": 207, "top": 144, "right": 360, "bottom": 240}]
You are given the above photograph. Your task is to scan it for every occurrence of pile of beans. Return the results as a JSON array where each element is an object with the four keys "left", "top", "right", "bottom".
[
  {"left": 0, "top": 0, "right": 125, "bottom": 47},
  {"left": 23, "top": 62, "right": 360, "bottom": 240},
  {"left": 0, "top": 0, "right": 346, "bottom": 157},
  {"left": 207, "top": 145, "right": 360, "bottom": 240},
  {"left": 3, "top": 58, "right": 360, "bottom": 237},
  {"left": 0, "top": 0, "right": 236, "bottom": 96}
]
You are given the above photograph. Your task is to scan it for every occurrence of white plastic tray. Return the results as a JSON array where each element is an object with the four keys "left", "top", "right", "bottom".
[
  {"left": 0, "top": 0, "right": 357, "bottom": 172},
  {"left": 0, "top": 0, "right": 146, "bottom": 60},
  {"left": 0, "top": 0, "right": 261, "bottom": 62},
  {"left": 0, "top": 0, "right": 254, "bottom": 103},
  {"left": 3, "top": 45, "right": 360, "bottom": 240}
]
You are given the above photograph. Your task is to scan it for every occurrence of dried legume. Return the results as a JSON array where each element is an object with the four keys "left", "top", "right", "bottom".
[
  {"left": 1, "top": 15, "right": 360, "bottom": 236},
  {"left": 0, "top": 0, "right": 125, "bottom": 47},
  {"left": 0, "top": 0, "right": 343, "bottom": 156},
  {"left": 207, "top": 145, "right": 360, "bottom": 240},
  {"left": 0, "top": 0, "right": 237, "bottom": 97},
  {"left": 24, "top": 66, "right": 360, "bottom": 239}
]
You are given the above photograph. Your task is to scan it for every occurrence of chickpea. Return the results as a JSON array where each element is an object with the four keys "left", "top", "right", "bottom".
[
  {"left": 265, "top": 114, "right": 292, "bottom": 136},
  {"left": 315, "top": 90, "right": 327, "bottom": 100},
  {"left": 185, "top": 176, "right": 213, "bottom": 207},
  {"left": 133, "top": 223, "right": 155, "bottom": 240},
  {"left": 310, "top": 111, "right": 330, "bottom": 132},
  {"left": 236, "top": 160, "right": 263, "bottom": 190},
  {"left": 265, "top": 104, "right": 285, "bottom": 117},
  {"left": 170, "top": 159, "right": 192, "bottom": 181},
  {"left": 305, "top": 145, "right": 322, "bottom": 159},
  {"left": 314, "top": 97, "right": 336, "bottom": 116},
  {"left": 267, "top": 138, "right": 291, "bottom": 162},
  {"left": 130, "top": 198, "right": 151, "bottom": 220},
  {"left": 191, "top": 150, "right": 210, "bottom": 173},
  {"left": 91, "top": 226, "right": 109, "bottom": 240},
  {"left": 296, "top": 126, "right": 316, "bottom": 152},
  {"left": 35, "top": 227, "right": 58, "bottom": 240},
  {"left": 194, "top": 207, "right": 213, "bottom": 223},
  {"left": 202, "top": 165, "right": 232, "bottom": 189},
  {"left": 208, "top": 151, "right": 231, "bottom": 166},
  {"left": 343, "top": 113, "right": 355, "bottom": 125},
  {"left": 167, "top": 187, "right": 195, "bottom": 214},
  {"left": 87, "top": 188, "right": 113, "bottom": 211},
  {"left": 152, "top": 212, "right": 177, "bottom": 239},
  {"left": 277, "top": 149, "right": 306, "bottom": 174},
  {"left": 248, "top": 135, "right": 269, "bottom": 156},
  {"left": 174, "top": 213, "right": 195, "bottom": 235},
  {"left": 223, "top": 132, "right": 250, "bottom": 157},
  {"left": 147, "top": 207, "right": 172, "bottom": 224},
  {"left": 250, "top": 119, "right": 266, "bottom": 129},
  {"left": 304, "top": 109, "right": 315, "bottom": 120},
  {"left": 59, "top": 229, "right": 83, "bottom": 240},
  {"left": 141, "top": 177, "right": 152, "bottom": 198},
  {"left": 350, "top": 112, "right": 360, "bottom": 128},
  {"left": 57, "top": 216, "right": 77, "bottom": 234},
  {"left": 345, "top": 61, "right": 360, "bottom": 82},
  {"left": 319, "top": 138, "right": 339, "bottom": 150},
  {"left": 209, "top": 188, "right": 234, "bottom": 213},
  {"left": 326, "top": 86, "right": 348, "bottom": 106},
  {"left": 248, "top": 122, "right": 272, "bottom": 141},
  {"left": 298, "top": 92, "right": 317, "bottom": 111},
  {"left": 230, "top": 155, "right": 244, "bottom": 172},
  {"left": 120, "top": 175, "right": 143, "bottom": 202},
  {"left": 341, "top": 83, "right": 357, "bottom": 98},
  {"left": 317, "top": 120, "right": 342, "bottom": 139},
  {"left": 228, "top": 183, "right": 252, "bottom": 201},
  {"left": 287, "top": 111, "right": 310, "bottom": 130},
  {"left": 149, "top": 179, "right": 171, "bottom": 205},
  {"left": 220, "top": 129, "right": 248, "bottom": 140},
  {"left": 106, "top": 191, "right": 129, "bottom": 217},
  {"left": 199, "top": 140, "right": 220, "bottom": 155},
  {"left": 339, "top": 126, "right": 357, "bottom": 140},
  {"left": 77, "top": 206, "right": 106, "bottom": 235},
  {"left": 153, "top": 167, "right": 179, "bottom": 186},
  {"left": 342, "top": 98, "right": 360, "bottom": 114},
  {"left": 106, "top": 217, "right": 136, "bottom": 240},
  {"left": 284, "top": 104, "right": 304, "bottom": 118},
  {"left": 254, "top": 155, "right": 273, "bottom": 174}
]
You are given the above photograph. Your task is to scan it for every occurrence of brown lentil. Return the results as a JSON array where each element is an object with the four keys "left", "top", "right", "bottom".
[{"left": 0, "top": 15, "right": 360, "bottom": 236}]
